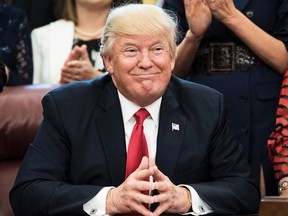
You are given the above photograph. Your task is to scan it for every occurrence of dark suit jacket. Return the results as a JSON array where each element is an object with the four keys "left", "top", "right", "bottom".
[{"left": 10, "top": 75, "right": 259, "bottom": 215}]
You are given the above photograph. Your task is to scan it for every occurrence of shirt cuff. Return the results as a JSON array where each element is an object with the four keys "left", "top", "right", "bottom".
[
  {"left": 83, "top": 186, "right": 114, "bottom": 216},
  {"left": 179, "top": 184, "right": 214, "bottom": 215}
]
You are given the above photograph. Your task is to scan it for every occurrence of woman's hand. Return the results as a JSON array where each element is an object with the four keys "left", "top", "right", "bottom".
[
  {"left": 60, "top": 44, "right": 103, "bottom": 84},
  {"left": 184, "top": 0, "right": 212, "bottom": 39},
  {"left": 205, "top": 0, "right": 238, "bottom": 24}
]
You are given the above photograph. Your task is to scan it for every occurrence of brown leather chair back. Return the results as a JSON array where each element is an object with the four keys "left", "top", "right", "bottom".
[{"left": 0, "top": 84, "right": 59, "bottom": 216}]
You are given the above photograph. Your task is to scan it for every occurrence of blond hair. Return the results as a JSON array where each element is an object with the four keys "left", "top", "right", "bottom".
[{"left": 100, "top": 4, "right": 178, "bottom": 58}]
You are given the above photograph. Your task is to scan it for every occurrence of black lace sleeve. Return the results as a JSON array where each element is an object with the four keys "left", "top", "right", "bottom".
[{"left": 0, "top": 3, "right": 33, "bottom": 86}]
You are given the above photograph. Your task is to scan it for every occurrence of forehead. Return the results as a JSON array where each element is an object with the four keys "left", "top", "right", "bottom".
[{"left": 116, "top": 34, "right": 169, "bottom": 48}]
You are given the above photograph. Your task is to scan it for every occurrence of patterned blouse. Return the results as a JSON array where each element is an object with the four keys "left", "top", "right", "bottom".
[
  {"left": 0, "top": 2, "right": 33, "bottom": 85},
  {"left": 268, "top": 71, "right": 288, "bottom": 181}
]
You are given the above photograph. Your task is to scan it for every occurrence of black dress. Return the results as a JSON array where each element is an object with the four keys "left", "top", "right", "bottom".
[{"left": 0, "top": 2, "right": 33, "bottom": 85}]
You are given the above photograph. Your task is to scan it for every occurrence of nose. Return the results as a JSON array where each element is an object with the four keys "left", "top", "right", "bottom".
[{"left": 137, "top": 51, "right": 153, "bottom": 69}]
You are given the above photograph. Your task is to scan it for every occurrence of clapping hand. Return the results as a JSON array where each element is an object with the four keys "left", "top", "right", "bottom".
[
  {"left": 60, "top": 44, "right": 103, "bottom": 84},
  {"left": 184, "top": 0, "right": 212, "bottom": 39}
]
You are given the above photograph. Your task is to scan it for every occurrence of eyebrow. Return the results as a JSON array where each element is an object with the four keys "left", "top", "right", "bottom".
[{"left": 121, "top": 38, "right": 166, "bottom": 47}]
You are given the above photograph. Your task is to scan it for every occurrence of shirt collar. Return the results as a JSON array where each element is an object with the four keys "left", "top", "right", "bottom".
[{"left": 117, "top": 90, "right": 161, "bottom": 125}]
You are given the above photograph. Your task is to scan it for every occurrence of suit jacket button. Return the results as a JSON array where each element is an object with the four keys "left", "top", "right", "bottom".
[
  {"left": 239, "top": 94, "right": 248, "bottom": 103},
  {"left": 241, "top": 125, "right": 249, "bottom": 134}
]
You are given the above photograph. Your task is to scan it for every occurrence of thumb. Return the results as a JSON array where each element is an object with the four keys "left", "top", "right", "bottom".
[
  {"left": 64, "top": 46, "right": 81, "bottom": 64},
  {"left": 79, "top": 44, "right": 90, "bottom": 61}
]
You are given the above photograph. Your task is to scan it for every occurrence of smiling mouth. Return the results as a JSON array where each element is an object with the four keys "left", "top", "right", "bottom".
[{"left": 132, "top": 72, "right": 159, "bottom": 76}]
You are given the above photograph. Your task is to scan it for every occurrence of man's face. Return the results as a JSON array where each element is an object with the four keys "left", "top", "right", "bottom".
[{"left": 103, "top": 34, "right": 175, "bottom": 107}]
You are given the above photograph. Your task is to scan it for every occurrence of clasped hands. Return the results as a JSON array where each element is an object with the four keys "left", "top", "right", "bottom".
[
  {"left": 106, "top": 157, "right": 191, "bottom": 216},
  {"left": 60, "top": 44, "right": 104, "bottom": 84}
]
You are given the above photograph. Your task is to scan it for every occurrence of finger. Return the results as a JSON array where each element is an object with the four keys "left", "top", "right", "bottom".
[
  {"left": 61, "top": 68, "right": 81, "bottom": 83},
  {"left": 153, "top": 197, "right": 171, "bottom": 216},
  {"left": 152, "top": 165, "right": 166, "bottom": 182},
  {"left": 66, "top": 60, "right": 82, "bottom": 68},
  {"left": 136, "top": 156, "right": 149, "bottom": 172},
  {"left": 78, "top": 44, "right": 90, "bottom": 61},
  {"left": 183, "top": 0, "right": 192, "bottom": 9},
  {"left": 153, "top": 204, "right": 169, "bottom": 216},
  {"left": 183, "top": 0, "right": 194, "bottom": 17},
  {"left": 133, "top": 166, "right": 155, "bottom": 184},
  {"left": 152, "top": 184, "right": 180, "bottom": 215},
  {"left": 61, "top": 66, "right": 80, "bottom": 77},
  {"left": 206, "top": 0, "right": 217, "bottom": 7},
  {"left": 64, "top": 46, "right": 81, "bottom": 64},
  {"left": 61, "top": 76, "right": 76, "bottom": 84},
  {"left": 133, "top": 201, "right": 154, "bottom": 216},
  {"left": 61, "top": 75, "right": 79, "bottom": 83},
  {"left": 149, "top": 157, "right": 156, "bottom": 168}
]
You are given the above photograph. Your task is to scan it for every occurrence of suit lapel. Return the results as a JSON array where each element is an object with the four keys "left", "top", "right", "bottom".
[
  {"left": 94, "top": 79, "right": 188, "bottom": 184},
  {"left": 95, "top": 81, "right": 126, "bottom": 186},
  {"left": 156, "top": 88, "right": 187, "bottom": 179}
]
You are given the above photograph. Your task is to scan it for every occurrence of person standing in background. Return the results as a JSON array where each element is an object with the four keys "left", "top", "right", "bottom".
[
  {"left": 7, "top": 0, "right": 57, "bottom": 30},
  {"left": 0, "top": 0, "right": 33, "bottom": 85},
  {"left": 162, "top": 0, "right": 288, "bottom": 196},
  {"left": 32, "top": 0, "right": 142, "bottom": 85}
]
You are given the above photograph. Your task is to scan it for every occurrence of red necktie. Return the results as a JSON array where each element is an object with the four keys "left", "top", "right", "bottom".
[{"left": 125, "top": 108, "right": 150, "bottom": 178}]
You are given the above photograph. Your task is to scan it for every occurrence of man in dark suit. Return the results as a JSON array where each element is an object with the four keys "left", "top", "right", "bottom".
[{"left": 10, "top": 4, "right": 260, "bottom": 216}]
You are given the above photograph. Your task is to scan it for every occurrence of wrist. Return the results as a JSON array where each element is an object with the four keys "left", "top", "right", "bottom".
[
  {"left": 106, "top": 188, "right": 121, "bottom": 214},
  {"left": 185, "top": 30, "right": 203, "bottom": 43},
  {"left": 180, "top": 186, "right": 192, "bottom": 213}
]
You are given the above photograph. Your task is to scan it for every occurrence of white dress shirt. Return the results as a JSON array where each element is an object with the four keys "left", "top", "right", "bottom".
[{"left": 83, "top": 91, "right": 213, "bottom": 215}]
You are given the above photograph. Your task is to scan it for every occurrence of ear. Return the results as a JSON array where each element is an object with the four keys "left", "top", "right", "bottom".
[
  {"left": 102, "top": 54, "right": 114, "bottom": 74},
  {"left": 170, "top": 57, "right": 176, "bottom": 71}
]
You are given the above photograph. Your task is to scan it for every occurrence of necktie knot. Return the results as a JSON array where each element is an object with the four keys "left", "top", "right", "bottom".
[{"left": 134, "top": 108, "right": 150, "bottom": 124}]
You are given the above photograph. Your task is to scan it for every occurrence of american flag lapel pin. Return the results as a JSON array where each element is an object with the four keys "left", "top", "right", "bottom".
[{"left": 172, "top": 123, "right": 180, "bottom": 131}]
